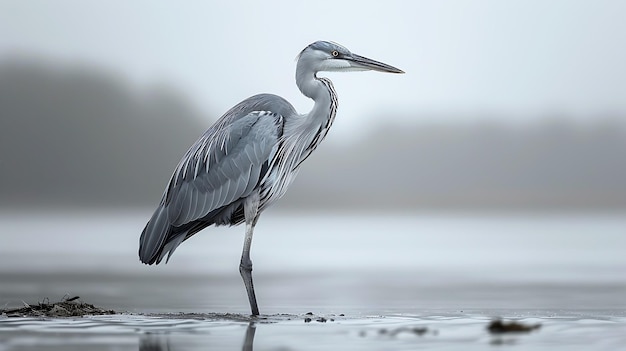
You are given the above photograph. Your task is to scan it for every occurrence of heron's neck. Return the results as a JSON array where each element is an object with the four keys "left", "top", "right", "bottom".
[
  {"left": 296, "top": 71, "right": 337, "bottom": 142},
  {"left": 296, "top": 68, "right": 337, "bottom": 125},
  {"left": 289, "top": 69, "right": 338, "bottom": 163}
]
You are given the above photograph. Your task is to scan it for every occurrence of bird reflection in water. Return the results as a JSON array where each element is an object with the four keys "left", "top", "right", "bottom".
[
  {"left": 139, "top": 322, "right": 256, "bottom": 351},
  {"left": 242, "top": 322, "right": 256, "bottom": 351}
]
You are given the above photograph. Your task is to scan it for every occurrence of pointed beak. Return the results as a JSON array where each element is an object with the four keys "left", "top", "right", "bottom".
[{"left": 347, "top": 53, "right": 405, "bottom": 74}]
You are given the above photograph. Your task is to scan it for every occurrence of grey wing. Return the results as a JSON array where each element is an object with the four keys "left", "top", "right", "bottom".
[
  {"left": 139, "top": 110, "right": 283, "bottom": 264},
  {"left": 166, "top": 111, "right": 282, "bottom": 225}
]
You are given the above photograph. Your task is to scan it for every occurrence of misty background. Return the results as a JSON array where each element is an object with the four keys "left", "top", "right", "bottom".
[{"left": 1, "top": 0, "right": 625, "bottom": 212}]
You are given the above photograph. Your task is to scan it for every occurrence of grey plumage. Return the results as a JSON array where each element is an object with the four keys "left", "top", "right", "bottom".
[
  {"left": 139, "top": 40, "right": 403, "bottom": 315},
  {"left": 139, "top": 95, "right": 295, "bottom": 264}
]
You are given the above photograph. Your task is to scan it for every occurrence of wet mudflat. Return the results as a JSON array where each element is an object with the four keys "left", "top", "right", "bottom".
[{"left": 1, "top": 211, "right": 625, "bottom": 350}]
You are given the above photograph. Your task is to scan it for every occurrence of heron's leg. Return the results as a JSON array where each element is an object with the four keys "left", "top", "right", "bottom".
[
  {"left": 240, "top": 192, "right": 261, "bottom": 316},
  {"left": 240, "top": 218, "right": 260, "bottom": 316}
]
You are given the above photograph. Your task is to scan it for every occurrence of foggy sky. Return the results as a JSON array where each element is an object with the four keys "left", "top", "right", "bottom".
[{"left": 2, "top": 1, "right": 626, "bottom": 140}]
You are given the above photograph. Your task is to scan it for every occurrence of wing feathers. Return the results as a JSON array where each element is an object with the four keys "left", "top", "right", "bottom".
[
  {"left": 139, "top": 205, "right": 170, "bottom": 264},
  {"left": 140, "top": 94, "right": 296, "bottom": 265},
  {"left": 166, "top": 111, "right": 281, "bottom": 226}
]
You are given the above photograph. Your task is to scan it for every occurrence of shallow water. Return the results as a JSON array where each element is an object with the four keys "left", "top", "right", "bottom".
[
  {"left": 1, "top": 210, "right": 625, "bottom": 350},
  {"left": 2, "top": 311, "right": 626, "bottom": 350}
]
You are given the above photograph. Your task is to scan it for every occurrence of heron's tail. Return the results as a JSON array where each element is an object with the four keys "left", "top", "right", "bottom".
[{"left": 139, "top": 205, "right": 171, "bottom": 265}]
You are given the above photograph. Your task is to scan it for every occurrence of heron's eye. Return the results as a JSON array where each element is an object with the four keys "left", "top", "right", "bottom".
[{"left": 331, "top": 50, "right": 339, "bottom": 57}]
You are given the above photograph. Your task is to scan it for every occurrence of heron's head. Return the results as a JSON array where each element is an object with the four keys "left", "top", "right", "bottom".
[{"left": 297, "top": 41, "right": 404, "bottom": 74}]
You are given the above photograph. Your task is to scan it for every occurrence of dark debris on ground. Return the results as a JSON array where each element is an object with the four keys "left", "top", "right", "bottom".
[{"left": 1, "top": 297, "right": 116, "bottom": 318}]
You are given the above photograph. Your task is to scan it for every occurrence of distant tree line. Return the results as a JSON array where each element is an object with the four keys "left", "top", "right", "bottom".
[{"left": 1, "top": 58, "right": 625, "bottom": 211}]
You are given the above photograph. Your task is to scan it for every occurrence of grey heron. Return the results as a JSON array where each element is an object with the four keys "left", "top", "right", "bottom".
[{"left": 139, "top": 41, "right": 403, "bottom": 315}]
